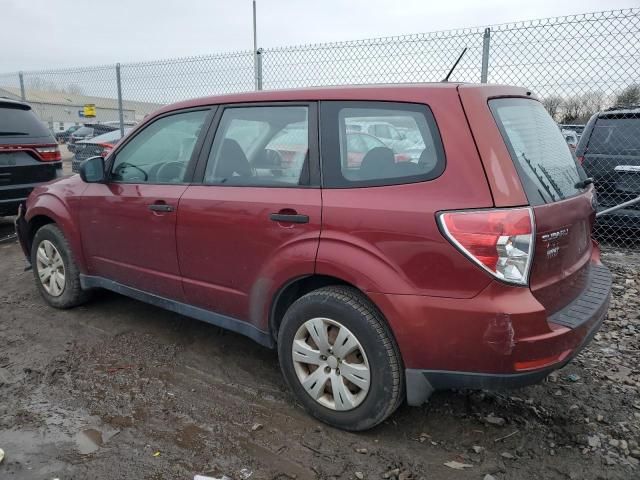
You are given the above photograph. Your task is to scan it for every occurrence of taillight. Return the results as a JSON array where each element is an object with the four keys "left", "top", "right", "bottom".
[
  {"left": 97, "top": 143, "right": 113, "bottom": 157},
  {"left": 438, "top": 207, "right": 534, "bottom": 285},
  {"left": 35, "top": 146, "right": 61, "bottom": 162}
]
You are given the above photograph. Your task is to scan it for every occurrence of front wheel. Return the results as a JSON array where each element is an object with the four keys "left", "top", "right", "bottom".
[
  {"left": 31, "top": 224, "right": 90, "bottom": 309},
  {"left": 278, "top": 286, "right": 404, "bottom": 431}
]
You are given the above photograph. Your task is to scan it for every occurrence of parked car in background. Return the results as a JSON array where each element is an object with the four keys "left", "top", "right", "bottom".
[
  {"left": 67, "top": 124, "right": 118, "bottom": 153},
  {"left": 71, "top": 128, "right": 133, "bottom": 173},
  {"left": 16, "top": 84, "right": 609, "bottom": 431},
  {"left": 562, "top": 129, "right": 579, "bottom": 152},
  {"left": 560, "top": 123, "right": 586, "bottom": 139},
  {"left": 0, "top": 98, "right": 62, "bottom": 217},
  {"left": 576, "top": 105, "right": 640, "bottom": 231},
  {"left": 101, "top": 121, "right": 137, "bottom": 128},
  {"left": 55, "top": 125, "right": 81, "bottom": 144},
  {"left": 346, "top": 119, "right": 414, "bottom": 153}
]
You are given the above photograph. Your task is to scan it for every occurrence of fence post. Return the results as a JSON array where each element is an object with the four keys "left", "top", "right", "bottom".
[
  {"left": 256, "top": 48, "right": 263, "bottom": 90},
  {"left": 115, "top": 63, "right": 125, "bottom": 136},
  {"left": 481, "top": 28, "right": 491, "bottom": 83},
  {"left": 19, "top": 72, "right": 26, "bottom": 101}
]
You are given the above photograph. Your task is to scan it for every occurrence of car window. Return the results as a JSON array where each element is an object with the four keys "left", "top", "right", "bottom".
[
  {"left": 89, "top": 128, "right": 132, "bottom": 143},
  {"left": 587, "top": 117, "right": 640, "bottom": 156},
  {"left": 490, "top": 98, "right": 583, "bottom": 205},
  {"left": 320, "top": 101, "right": 445, "bottom": 188},
  {"left": 0, "top": 105, "right": 51, "bottom": 138},
  {"left": 111, "top": 110, "right": 207, "bottom": 184},
  {"left": 74, "top": 127, "right": 94, "bottom": 136},
  {"left": 204, "top": 106, "right": 309, "bottom": 187}
]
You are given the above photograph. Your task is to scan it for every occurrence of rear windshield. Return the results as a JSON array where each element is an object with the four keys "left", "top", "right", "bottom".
[
  {"left": 0, "top": 105, "right": 51, "bottom": 138},
  {"left": 490, "top": 98, "right": 583, "bottom": 205},
  {"left": 587, "top": 117, "right": 640, "bottom": 156}
]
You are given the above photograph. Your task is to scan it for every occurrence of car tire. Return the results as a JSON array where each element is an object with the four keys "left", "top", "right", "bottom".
[
  {"left": 31, "top": 224, "right": 90, "bottom": 309},
  {"left": 278, "top": 285, "right": 404, "bottom": 431}
]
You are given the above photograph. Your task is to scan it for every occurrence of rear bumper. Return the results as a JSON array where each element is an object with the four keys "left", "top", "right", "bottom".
[
  {"left": 0, "top": 163, "right": 62, "bottom": 215},
  {"left": 368, "top": 261, "right": 611, "bottom": 406},
  {"left": 405, "top": 295, "right": 606, "bottom": 404}
]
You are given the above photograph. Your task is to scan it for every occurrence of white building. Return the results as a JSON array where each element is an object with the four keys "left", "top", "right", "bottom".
[{"left": 0, "top": 87, "right": 162, "bottom": 132}]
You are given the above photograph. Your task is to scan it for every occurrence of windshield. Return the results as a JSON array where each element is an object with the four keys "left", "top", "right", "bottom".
[{"left": 490, "top": 98, "right": 583, "bottom": 205}]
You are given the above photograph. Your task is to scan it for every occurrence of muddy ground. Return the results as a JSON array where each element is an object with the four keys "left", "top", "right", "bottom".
[{"left": 1, "top": 213, "right": 639, "bottom": 480}]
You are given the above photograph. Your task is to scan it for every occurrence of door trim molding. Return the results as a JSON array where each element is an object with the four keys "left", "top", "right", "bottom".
[{"left": 79, "top": 274, "right": 274, "bottom": 348}]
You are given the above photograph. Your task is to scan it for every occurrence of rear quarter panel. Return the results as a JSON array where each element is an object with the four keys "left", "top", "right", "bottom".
[
  {"left": 317, "top": 87, "right": 495, "bottom": 298},
  {"left": 457, "top": 84, "right": 532, "bottom": 207}
]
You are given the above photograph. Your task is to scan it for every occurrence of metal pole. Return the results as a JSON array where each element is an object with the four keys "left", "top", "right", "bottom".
[
  {"left": 19, "top": 72, "right": 26, "bottom": 101},
  {"left": 256, "top": 48, "right": 263, "bottom": 90},
  {"left": 253, "top": 0, "right": 259, "bottom": 90},
  {"left": 481, "top": 28, "right": 491, "bottom": 83},
  {"left": 115, "top": 63, "right": 125, "bottom": 136},
  {"left": 596, "top": 195, "right": 640, "bottom": 217}
]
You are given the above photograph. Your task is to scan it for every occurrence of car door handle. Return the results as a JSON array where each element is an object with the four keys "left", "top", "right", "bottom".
[
  {"left": 270, "top": 212, "right": 309, "bottom": 224},
  {"left": 148, "top": 203, "right": 174, "bottom": 213}
]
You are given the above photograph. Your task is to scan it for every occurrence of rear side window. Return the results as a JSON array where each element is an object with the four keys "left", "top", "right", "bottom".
[
  {"left": 490, "top": 98, "right": 583, "bottom": 205},
  {"left": 587, "top": 117, "right": 640, "bottom": 156},
  {"left": 320, "top": 101, "right": 445, "bottom": 188},
  {"left": 0, "top": 105, "right": 51, "bottom": 138},
  {"left": 205, "top": 106, "right": 311, "bottom": 187}
]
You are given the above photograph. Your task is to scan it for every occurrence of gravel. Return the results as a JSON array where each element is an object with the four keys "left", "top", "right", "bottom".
[{"left": 0, "top": 218, "right": 638, "bottom": 479}]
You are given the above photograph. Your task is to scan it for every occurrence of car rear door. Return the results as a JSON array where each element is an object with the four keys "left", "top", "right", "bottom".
[
  {"left": 77, "top": 108, "right": 212, "bottom": 300},
  {"left": 460, "top": 86, "right": 597, "bottom": 316},
  {"left": 176, "top": 103, "right": 321, "bottom": 332}
]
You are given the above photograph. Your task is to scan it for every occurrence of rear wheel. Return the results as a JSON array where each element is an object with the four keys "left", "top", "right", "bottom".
[
  {"left": 278, "top": 286, "right": 404, "bottom": 431},
  {"left": 31, "top": 224, "right": 90, "bottom": 309}
]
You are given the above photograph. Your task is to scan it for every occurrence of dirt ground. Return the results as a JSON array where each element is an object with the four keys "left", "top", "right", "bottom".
[{"left": 1, "top": 211, "right": 639, "bottom": 480}]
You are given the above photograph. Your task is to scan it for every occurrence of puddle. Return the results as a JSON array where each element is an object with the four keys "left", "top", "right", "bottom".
[
  {"left": 75, "top": 426, "right": 120, "bottom": 455},
  {"left": 75, "top": 428, "right": 103, "bottom": 455}
]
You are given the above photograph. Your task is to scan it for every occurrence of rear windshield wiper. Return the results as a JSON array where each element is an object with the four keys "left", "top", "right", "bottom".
[
  {"left": 575, "top": 177, "right": 593, "bottom": 189},
  {"left": 538, "top": 164, "right": 565, "bottom": 200},
  {"left": 520, "top": 152, "right": 556, "bottom": 202}
]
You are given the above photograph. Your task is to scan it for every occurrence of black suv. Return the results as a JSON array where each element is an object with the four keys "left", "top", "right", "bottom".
[
  {"left": 0, "top": 99, "right": 62, "bottom": 217},
  {"left": 577, "top": 106, "right": 640, "bottom": 235}
]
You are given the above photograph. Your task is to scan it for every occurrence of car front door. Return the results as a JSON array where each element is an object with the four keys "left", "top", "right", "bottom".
[
  {"left": 176, "top": 103, "right": 321, "bottom": 334},
  {"left": 77, "top": 108, "right": 212, "bottom": 300}
]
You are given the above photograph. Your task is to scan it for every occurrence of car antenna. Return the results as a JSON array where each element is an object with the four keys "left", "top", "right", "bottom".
[{"left": 441, "top": 47, "right": 468, "bottom": 82}]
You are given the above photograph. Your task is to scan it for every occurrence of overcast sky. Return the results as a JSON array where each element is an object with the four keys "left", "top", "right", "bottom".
[{"left": 1, "top": 0, "right": 637, "bottom": 73}]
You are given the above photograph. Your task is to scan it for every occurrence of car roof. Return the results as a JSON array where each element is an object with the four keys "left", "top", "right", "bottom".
[
  {"left": 151, "top": 83, "right": 525, "bottom": 117},
  {"left": 0, "top": 97, "right": 31, "bottom": 110},
  {"left": 599, "top": 106, "right": 640, "bottom": 117}
]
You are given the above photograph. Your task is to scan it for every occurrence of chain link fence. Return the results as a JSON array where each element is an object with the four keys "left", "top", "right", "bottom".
[{"left": 1, "top": 8, "right": 638, "bottom": 247}]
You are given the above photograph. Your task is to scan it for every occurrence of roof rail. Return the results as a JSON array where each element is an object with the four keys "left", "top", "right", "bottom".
[{"left": 604, "top": 104, "right": 640, "bottom": 111}]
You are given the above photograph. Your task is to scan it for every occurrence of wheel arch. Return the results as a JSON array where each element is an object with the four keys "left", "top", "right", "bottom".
[
  {"left": 268, "top": 274, "right": 399, "bottom": 350},
  {"left": 26, "top": 197, "right": 87, "bottom": 273}
]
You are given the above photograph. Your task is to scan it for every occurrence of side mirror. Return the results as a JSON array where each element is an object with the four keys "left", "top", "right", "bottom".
[{"left": 79, "top": 156, "right": 106, "bottom": 183}]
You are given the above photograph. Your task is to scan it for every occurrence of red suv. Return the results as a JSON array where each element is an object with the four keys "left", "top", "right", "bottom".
[{"left": 16, "top": 84, "right": 611, "bottom": 431}]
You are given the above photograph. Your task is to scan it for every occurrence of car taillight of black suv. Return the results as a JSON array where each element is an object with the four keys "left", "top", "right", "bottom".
[
  {"left": 0, "top": 98, "right": 62, "bottom": 217},
  {"left": 576, "top": 106, "right": 640, "bottom": 236}
]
